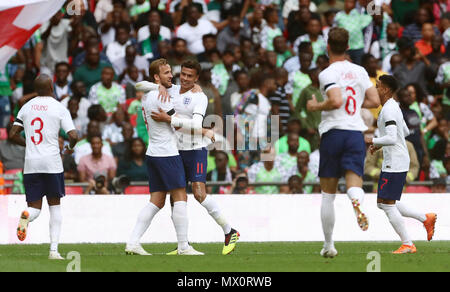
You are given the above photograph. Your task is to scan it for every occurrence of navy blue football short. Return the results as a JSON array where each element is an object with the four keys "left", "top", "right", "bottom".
[
  {"left": 377, "top": 171, "right": 407, "bottom": 201},
  {"left": 179, "top": 148, "right": 208, "bottom": 183},
  {"left": 146, "top": 155, "right": 186, "bottom": 193},
  {"left": 319, "top": 129, "right": 366, "bottom": 178},
  {"left": 23, "top": 172, "right": 65, "bottom": 203}
]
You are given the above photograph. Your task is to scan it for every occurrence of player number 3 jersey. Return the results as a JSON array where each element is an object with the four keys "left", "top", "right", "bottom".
[
  {"left": 318, "top": 60, "right": 373, "bottom": 136},
  {"left": 14, "top": 96, "right": 76, "bottom": 174}
]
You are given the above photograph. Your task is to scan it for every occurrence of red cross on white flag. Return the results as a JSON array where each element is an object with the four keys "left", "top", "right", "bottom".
[{"left": 0, "top": 0, "right": 66, "bottom": 70}]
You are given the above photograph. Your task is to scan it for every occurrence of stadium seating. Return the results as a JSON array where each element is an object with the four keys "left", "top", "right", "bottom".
[
  {"left": 124, "top": 186, "right": 150, "bottom": 194},
  {"left": 65, "top": 186, "right": 84, "bottom": 195}
]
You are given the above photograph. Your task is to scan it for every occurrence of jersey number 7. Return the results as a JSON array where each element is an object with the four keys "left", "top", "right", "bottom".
[{"left": 31, "top": 117, "right": 44, "bottom": 145}]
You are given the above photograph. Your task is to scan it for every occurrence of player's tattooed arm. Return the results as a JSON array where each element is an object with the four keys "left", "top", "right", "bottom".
[{"left": 8, "top": 124, "right": 26, "bottom": 147}]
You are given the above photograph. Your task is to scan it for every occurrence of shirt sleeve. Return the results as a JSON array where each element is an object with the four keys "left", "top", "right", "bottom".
[
  {"left": 319, "top": 70, "right": 339, "bottom": 93},
  {"left": 14, "top": 106, "right": 25, "bottom": 128},
  {"left": 193, "top": 93, "right": 208, "bottom": 117},
  {"left": 60, "top": 106, "right": 76, "bottom": 133}
]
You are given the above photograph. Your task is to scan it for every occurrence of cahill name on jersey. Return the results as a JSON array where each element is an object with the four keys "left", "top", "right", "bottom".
[
  {"left": 14, "top": 96, "right": 75, "bottom": 174},
  {"left": 318, "top": 60, "right": 373, "bottom": 136}
]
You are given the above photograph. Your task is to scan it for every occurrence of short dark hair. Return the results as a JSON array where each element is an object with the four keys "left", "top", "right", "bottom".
[
  {"left": 379, "top": 75, "right": 399, "bottom": 93},
  {"left": 181, "top": 59, "right": 201, "bottom": 75},
  {"left": 397, "top": 37, "right": 415, "bottom": 51},
  {"left": 55, "top": 61, "right": 70, "bottom": 71},
  {"left": 298, "top": 41, "right": 312, "bottom": 54},
  {"left": 327, "top": 27, "right": 349, "bottom": 55},
  {"left": 202, "top": 33, "right": 216, "bottom": 41}
]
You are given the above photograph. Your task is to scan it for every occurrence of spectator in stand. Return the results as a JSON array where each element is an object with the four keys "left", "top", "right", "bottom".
[
  {"left": 275, "top": 118, "right": 311, "bottom": 155},
  {"left": 53, "top": 62, "right": 71, "bottom": 101},
  {"left": 58, "top": 136, "right": 77, "bottom": 181},
  {"left": 284, "top": 42, "right": 314, "bottom": 74},
  {"left": 105, "top": 24, "right": 134, "bottom": 64},
  {"left": 0, "top": 123, "right": 25, "bottom": 171},
  {"left": 103, "top": 107, "right": 136, "bottom": 145},
  {"left": 176, "top": 4, "right": 217, "bottom": 55},
  {"left": 415, "top": 23, "right": 446, "bottom": 57},
  {"left": 206, "top": 150, "right": 235, "bottom": 194},
  {"left": 429, "top": 139, "right": 448, "bottom": 179},
  {"left": 269, "top": 68, "right": 291, "bottom": 135},
  {"left": 275, "top": 132, "right": 305, "bottom": 178},
  {"left": 112, "top": 122, "right": 136, "bottom": 162},
  {"left": 273, "top": 36, "right": 294, "bottom": 68},
  {"left": 68, "top": 97, "right": 89, "bottom": 138},
  {"left": 73, "top": 47, "right": 113, "bottom": 92},
  {"left": 117, "top": 137, "right": 148, "bottom": 181},
  {"left": 333, "top": 0, "right": 372, "bottom": 65},
  {"left": 98, "top": 0, "right": 131, "bottom": 47},
  {"left": 362, "top": 54, "right": 386, "bottom": 118},
  {"left": 211, "top": 49, "right": 238, "bottom": 97},
  {"left": 38, "top": 10, "right": 74, "bottom": 75},
  {"left": 138, "top": 13, "right": 171, "bottom": 60},
  {"left": 88, "top": 66, "right": 126, "bottom": 114},
  {"left": 284, "top": 0, "right": 319, "bottom": 29},
  {"left": 285, "top": 48, "right": 313, "bottom": 108},
  {"left": 135, "top": 0, "right": 174, "bottom": 30},
  {"left": 393, "top": 37, "right": 430, "bottom": 95},
  {"left": 402, "top": 8, "right": 439, "bottom": 44},
  {"left": 406, "top": 83, "right": 438, "bottom": 137},
  {"left": 287, "top": 175, "right": 304, "bottom": 194},
  {"left": 74, "top": 120, "right": 113, "bottom": 164},
  {"left": 61, "top": 81, "right": 92, "bottom": 122},
  {"left": 229, "top": 172, "right": 255, "bottom": 194},
  {"left": 217, "top": 13, "right": 251, "bottom": 54},
  {"left": 72, "top": 35, "right": 111, "bottom": 70},
  {"left": 398, "top": 87, "right": 430, "bottom": 173},
  {"left": 168, "top": 38, "right": 197, "bottom": 82},
  {"left": 286, "top": 151, "right": 318, "bottom": 194},
  {"left": 317, "top": 0, "right": 345, "bottom": 15},
  {"left": 197, "top": 34, "right": 218, "bottom": 64},
  {"left": 113, "top": 45, "right": 149, "bottom": 84},
  {"left": 260, "top": 7, "right": 282, "bottom": 51},
  {"left": 248, "top": 147, "right": 284, "bottom": 194},
  {"left": 78, "top": 135, "right": 117, "bottom": 185},
  {"left": 294, "top": 67, "right": 322, "bottom": 151},
  {"left": 293, "top": 18, "right": 326, "bottom": 64}
]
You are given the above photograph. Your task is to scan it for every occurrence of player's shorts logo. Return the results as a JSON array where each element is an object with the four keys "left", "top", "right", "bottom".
[{"left": 183, "top": 97, "right": 192, "bottom": 105}]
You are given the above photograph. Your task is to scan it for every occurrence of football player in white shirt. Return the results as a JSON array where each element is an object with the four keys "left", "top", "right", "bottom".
[
  {"left": 125, "top": 59, "right": 203, "bottom": 256},
  {"left": 307, "top": 27, "right": 381, "bottom": 258},
  {"left": 9, "top": 75, "right": 78, "bottom": 260},
  {"left": 366, "top": 75, "right": 437, "bottom": 254},
  {"left": 137, "top": 60, "right": 239, "bottom": 255}
]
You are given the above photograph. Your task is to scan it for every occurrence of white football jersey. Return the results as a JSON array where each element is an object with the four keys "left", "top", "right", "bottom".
[
  {"left": 169, "top": 85, "right": 209, "bottom": 151},
  {"left": 14, "top": 96, "right": 75, "bottom": 174},
  {"left": 142, "top": 90, "right": 179, "bottom": 157},
  {"left": 318, "top": 60, "right": 373, "bottom": 136},
  {"left": 376, "top": 98, "right": 410, "bottom": 172}
]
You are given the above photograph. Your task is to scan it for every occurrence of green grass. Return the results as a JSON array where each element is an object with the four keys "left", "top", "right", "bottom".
[{"left": 0, "top": 241, "right": 449, "bottom": 272}]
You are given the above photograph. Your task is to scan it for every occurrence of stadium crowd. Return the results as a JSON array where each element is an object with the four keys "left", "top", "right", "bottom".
[{"left": 1, "top": 0, "right": 450, "bottom": 194}]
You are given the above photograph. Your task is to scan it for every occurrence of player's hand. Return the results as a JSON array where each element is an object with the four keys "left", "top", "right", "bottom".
[
  {"left": 191, "top": 84, "right": 203, "bottom": 93},
  {"left": 157, "top": 85, "right": 170, "bottom": 103},
  {"left": 306, "top": 95, "right": 319, "bottom": 112},
  {"left": 204, "top": 129, "right": 215, "bottom": 143},
  {"left": 63, "top": 145, "right": 74, "bottom": 155},
  {"left": 369, "top": 145, "right": 381, "bottom": 155},
  {"left": 151, "top": 108, "right": 171, "bottom": 123},
  {"left": 364, "top": 136, "right": 373, "bottom": 145}
]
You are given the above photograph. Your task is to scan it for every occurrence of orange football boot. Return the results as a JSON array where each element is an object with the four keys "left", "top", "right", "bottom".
[
  {"left": 17, "top": 211, "right": 30, "bottom": 241},
  {"left": 392, "top": 244, "right": 417, "bottom": 254},
  {"left": 423, "top": 213, "right": 437, "bottom": 241}
]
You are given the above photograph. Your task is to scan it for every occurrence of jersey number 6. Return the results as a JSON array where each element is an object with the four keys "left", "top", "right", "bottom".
[
  {"left": 31, "top": 117, "right": 44, "bottom": 145},
  {"left": 345, "top": 86, "right": 357, "bottom": 116}
]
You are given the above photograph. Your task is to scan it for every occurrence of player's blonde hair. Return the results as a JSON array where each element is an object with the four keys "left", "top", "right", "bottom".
[{"left": 149, "top": 58, "right": 169, "bottom": 82}]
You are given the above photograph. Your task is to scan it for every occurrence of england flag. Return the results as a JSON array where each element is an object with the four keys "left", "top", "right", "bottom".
[{"left": 0, "top": 0, "right": 66, "bottom": 69}]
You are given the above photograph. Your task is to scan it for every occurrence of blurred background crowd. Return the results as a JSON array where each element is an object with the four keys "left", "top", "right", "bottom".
[{"left": 1, "top": 0, "right": 450, "bottom": 195}]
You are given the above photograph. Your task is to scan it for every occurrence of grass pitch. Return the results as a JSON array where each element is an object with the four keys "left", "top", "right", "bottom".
[{"left": 0, "top": 241, "right": 449, "bottom": 272}]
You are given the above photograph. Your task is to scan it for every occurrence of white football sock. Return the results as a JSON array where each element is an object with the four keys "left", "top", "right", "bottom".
[
  {"left": 49, "top": 205, "right": 62, "bottom": 252},
  {"left": 201, "top": 196, "right": 232, "bottom": 234},
  {"left": 128, "top": 202, "right": 160, "bottom": 245},
  {"left": 378, "top": 203, "right": 413, "bottom": 246},
  {"left": 321, "top": 192, "right": 336, "bottom": 248},
  {"left": 347, "top": 187, "right": 365, "bottom": 204},
  {"left": 396, "top": 201, "right": 427, "bottom": 223},
  {"left": 172, "top": 201, "right": 189, "bottom": 251},
  {"left": 26, "top": 207, "right": 41, "bottom": 222}
]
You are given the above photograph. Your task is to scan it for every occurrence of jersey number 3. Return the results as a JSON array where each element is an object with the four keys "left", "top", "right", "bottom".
[
  {"left": 31, "top": 117, "right": 44, "bottom": 145},
  {"left": 345, "top": 86, "right": 357, "bottom": 116}
]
